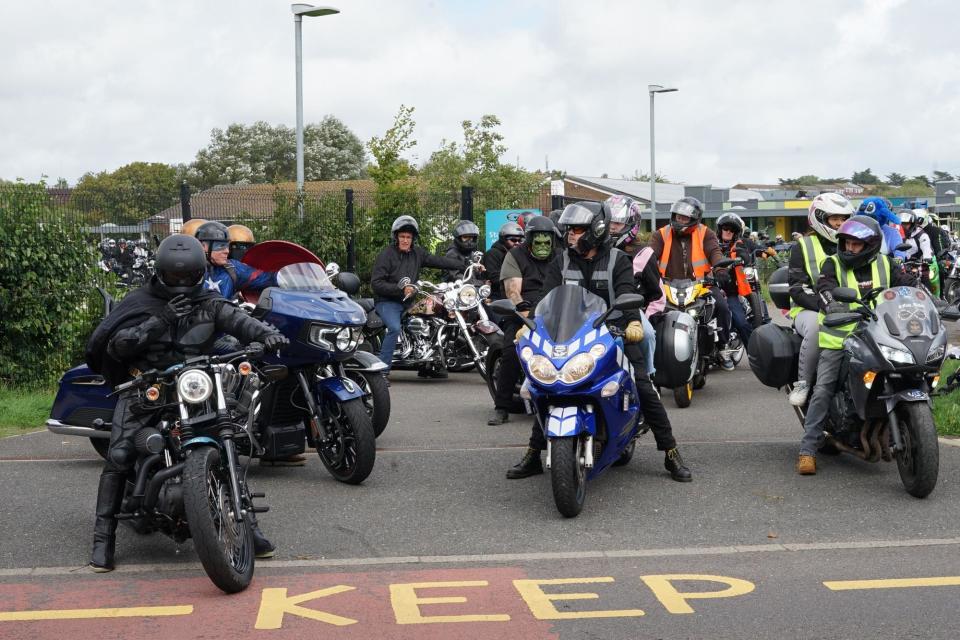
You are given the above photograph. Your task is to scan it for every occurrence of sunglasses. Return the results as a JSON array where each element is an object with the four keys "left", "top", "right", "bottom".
[
  {"left": 505, "top": 236, "right": 523, "bottom": 244},
  {"left": 568, "top": 225, "right": 590, "bottom": 234}
]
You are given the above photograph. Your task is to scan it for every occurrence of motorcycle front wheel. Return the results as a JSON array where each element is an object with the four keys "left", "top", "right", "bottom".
[
  {"left": 316, "top": 398, "right": 376, "bottom": 484},
  {"left": 895, "top": 402, "right": 939, "bottom": 499},
  {"left": 182, "top": 446, "right": 254, "bottom": 594},
  {"left": 747, "top": 292, "right": 766, "bottom": 328},
  {"left": 551, "top": 437, "right": 586, "bottom": 518}
]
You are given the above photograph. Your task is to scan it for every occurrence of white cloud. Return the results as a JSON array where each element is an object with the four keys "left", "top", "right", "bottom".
[{"left": 1, "top": 0, "right": 958, "bottom": 187}]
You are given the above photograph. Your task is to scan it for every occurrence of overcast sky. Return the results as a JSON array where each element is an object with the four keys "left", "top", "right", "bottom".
[{"left": 2, "top": 0, "right": 959, "bottom": 188}]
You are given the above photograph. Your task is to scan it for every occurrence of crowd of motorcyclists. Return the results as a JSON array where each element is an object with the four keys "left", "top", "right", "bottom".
[{"left": 74, "top": 192, "right": 960, "bottom": 580}]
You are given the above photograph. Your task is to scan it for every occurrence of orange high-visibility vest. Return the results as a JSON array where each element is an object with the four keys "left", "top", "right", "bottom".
[
  {"left": 657, "top": 224, "right": 710, "bottom": 279},
  {"left": 730, "top": 245, "right": 752, "bottom": 296}
]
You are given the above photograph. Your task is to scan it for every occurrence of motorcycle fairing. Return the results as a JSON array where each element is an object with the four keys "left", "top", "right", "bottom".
[
  {"left": 546, "top": 405, "right": 595, "bottom": 437},
  {"left": 343, "top": 350, "right": 388, "bottom": 373}
]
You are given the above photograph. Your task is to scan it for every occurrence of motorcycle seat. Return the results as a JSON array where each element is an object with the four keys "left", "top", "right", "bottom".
[{"left": 357, "top": 298, "right": 375, "bottom": 313}]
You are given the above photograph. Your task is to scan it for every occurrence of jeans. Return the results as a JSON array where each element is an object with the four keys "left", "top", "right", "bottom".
[
  {"left": 793, "top": 310, "right": 820, "bottom": 386},
  {"left": 640, "top": 313, "right": 657, "bottom": 375},
  {"left": 728, "top": 295, "right": 753, "bottom": 346},
  {"left": 800, "top": 348, "right": 844, "bottom": 455},
  {"left": 375, "top": 300, "right": 405, "bottom": 371}
]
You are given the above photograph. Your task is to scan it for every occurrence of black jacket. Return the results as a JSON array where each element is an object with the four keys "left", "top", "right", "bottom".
[
  {"left": 371, "top": 244, "right": 464, "bottom": 302},
  {"left": 441, "top": 245, "right": 474, "bottom": 282},
  {"left": 538, "top": 246, "right": 640, "bottom": 328},
  {"left": 86, "top": 278, "right": 279, "bottom": 384},
  {"left": 482, "top": 240, "right": 510, "bottom": 299},
  {"left": 816, "top": 255, "right": 914, "bottom": 311},
  {"left": 789, "top": 235, "right": 837, "bottom": 312}
]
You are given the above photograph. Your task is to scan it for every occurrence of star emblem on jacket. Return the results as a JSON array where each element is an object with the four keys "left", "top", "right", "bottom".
[{"left": 204, "top": 276, "right": 221, "bottom": 293}]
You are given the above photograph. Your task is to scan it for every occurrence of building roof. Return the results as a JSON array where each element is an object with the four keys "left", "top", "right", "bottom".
[{"left": 565, "top": 176, "right": 764, "bottom": 203}]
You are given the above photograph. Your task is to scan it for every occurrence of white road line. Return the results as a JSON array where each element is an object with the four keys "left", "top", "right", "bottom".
[{"left": 2, "top": 537, "right": 960, "bottom": 577}]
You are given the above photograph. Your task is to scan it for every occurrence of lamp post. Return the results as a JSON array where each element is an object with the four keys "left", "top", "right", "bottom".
[
  {"left": 648, "top": 84, "right": 678, "bottom": 231},
  {"left": 291, "top": 4, "right": 340, "bottom": 200}
]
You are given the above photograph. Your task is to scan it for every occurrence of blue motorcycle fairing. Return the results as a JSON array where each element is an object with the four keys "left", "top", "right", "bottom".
[
  {"left": 546, "top": 405, "right": 596, "bottom": 437},
  {"left": 315, "top": 376, "right": 365, "bottom": 403},
  {"left": 50, "top": 364, "right": 114, "bottom": 427},
  {"left": 343, "top": 349, "right": 388, "bottom": 372},
  {"left": 259, "top": 287, "right": 367, "bottom": 365}
]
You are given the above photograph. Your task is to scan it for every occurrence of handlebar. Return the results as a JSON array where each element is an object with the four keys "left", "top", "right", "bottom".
[{"left": 111, "top": 344, "right": 265, "bottom": 394}]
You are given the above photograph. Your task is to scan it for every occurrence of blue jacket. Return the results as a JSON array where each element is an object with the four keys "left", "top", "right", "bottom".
[{"left": 203, "top": 260, "right": 277, "bottom": 299}]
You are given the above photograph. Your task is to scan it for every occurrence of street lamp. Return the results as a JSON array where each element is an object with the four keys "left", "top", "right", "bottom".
[
  {"left": 292, "top": 3, "right": 340, "bottom": 197},
  {"left": 648, "top": 84, "right": 678, "bottom": 231}
]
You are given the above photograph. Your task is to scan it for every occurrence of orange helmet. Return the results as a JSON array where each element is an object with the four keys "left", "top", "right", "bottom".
[
  {"left": 180, "top": 218, "right": 207, "bottom": 237},
  {"left": 227, "top": 224, "right": 255, "bottom": 244}
]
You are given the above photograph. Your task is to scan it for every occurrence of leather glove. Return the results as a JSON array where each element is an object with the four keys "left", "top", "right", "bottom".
[
  {"left": 825, "top": 302, "right": 848, "bottom": 315},
  {"left": 515, "top": 325, "right": 530, "bottom": 343},
  {"left": 264, "top": 333, "right": 290, "bottom": 353},
  {"left": 160, "top": 294, "right": 192, "bottom": 324},
  {"left": 625, "top": 320, "right": 644, "bottom": 343}
]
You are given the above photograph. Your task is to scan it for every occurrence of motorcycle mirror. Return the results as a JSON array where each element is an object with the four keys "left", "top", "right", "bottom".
[
  {"left": 613, "top": 293, "right": 646, "bottom": 311},
  {"left": 325, "top": 262, "right": 341, "bottom": 277},
  {"left": 895, "top": 243, "right": 912, "bottom": 252},
  {"left": 831, "top": 287, "right": 859, "bottom": 303},
  {"left": 337, "top": 272, "right": 361, "bottom": 296},
  {"left": 260, "top": 364, "right": 288, "bottom": 381}
]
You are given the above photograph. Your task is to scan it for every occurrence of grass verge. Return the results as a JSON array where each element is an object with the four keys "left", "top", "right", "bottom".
[
  {"left": 0, "top": 386, "right": 52, "bottom": 438},
  {"left": 934, "top": 358, "right": 960, "bottom": 437}
]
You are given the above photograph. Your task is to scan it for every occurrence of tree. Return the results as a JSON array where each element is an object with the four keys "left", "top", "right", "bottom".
[
  {"left": 885, "top": 172, "right": 906, "bottom": 186},
  {"left": 912, "top": 175, "right": 932, "bottom": 187},
  {"left": 365, "top": 105, "right": 421, "bottom": 256},
  {"left": 71, "top": 162, "right": 180, "bottom": 225},
  {"left": 624, "top": 169, "right": 669, "bottom": 183},
  {"left": 778, "top": 175, "right": 821, "bottom": 186},
  {"left": 190, "top": 118, "right": 365, "bottom": 189},
  {"left": 932, "top": 170, "right": 954, "bottom": 183},
  {"left": 851, "top": 168, "right": 880, "bottom": 185}
]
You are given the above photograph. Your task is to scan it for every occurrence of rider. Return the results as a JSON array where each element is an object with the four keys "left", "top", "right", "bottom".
[
  {"left": 786, "top": 193, "right": 853, "bottom": 407},
  {"left": 898, "top": 210, "right": 935, "bottom": 291},
  {"left": 857, "top": 197, "right": 902, "bottom": 255},
  {"left": 714, "top": 212, "right": 757, "bottom": 348},
  {"left": 227, "top": 224, "right": 257, "bottom": 261},
  {"left": 84, "top": 234, "right": 289, "bottom": 571},
  {"left": 442, "top": 219, "right": 482, "bottom": 282},
  {"left": 650, "top": 197, "right": 735, "bottom": 370},
  {"left": 194, "top": 221, "right": 277, "bottom": 300},
  {"left": 505, "top": 201, "right": 692, "bottom": 482},
  {"left": 487, "top": 216, "right": 559, "bottom": 426},
  {"left": 370, "top": 215, "right": 467, "bottom": 381},
  {"left": 482, "top": 221, "right": 524, "bottom": 300},
  {"left": 605, "top": 195, "right": 643, "bottom": 256},
  {"left": 796, "top": 216, "right": 913, "bottom": 475}
]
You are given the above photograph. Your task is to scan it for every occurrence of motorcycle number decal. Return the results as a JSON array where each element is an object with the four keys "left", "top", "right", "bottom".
[
  {"left": 552, "top": 345, "right": 568, "bottom": 357},
  {"left": 907, "top": 390, "right": 927, "bottom": 399}
]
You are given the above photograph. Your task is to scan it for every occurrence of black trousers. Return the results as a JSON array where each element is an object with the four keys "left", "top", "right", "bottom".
[
  {"left": 104, "top": 391, "right": 155, "bottom": 473},
  {"left": 526, "top": 342, "right": 677, "bottom": 452},
  {"left": 494, "top": 320, "right": 524, "bottom": 411}
]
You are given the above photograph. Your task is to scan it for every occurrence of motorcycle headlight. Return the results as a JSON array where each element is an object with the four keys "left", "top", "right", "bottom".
[
  {"left": 559, "top": 353, "right": 596, "bottom": 384},
  {"left": 309, "top": 324, "right": 335, "bottom": 350},
  {"left": 478, "top": 284, "right": 491, "bottom": 298},
  {"left": 335, "top": 327, "right": 360, "bottom": 352},
  {"left": 689, "top": 307, "right": 699, "bottom": 318},
  {"left": 458, "top": 285, "right": 478, "bottom": 307},
  {"left": 177, "top": 370, "right": 213, "bottom": 404},
  {"left": 527, "top": 355, "right": 558, "bottom": 384},
  {"left": 879, "top": 344, "right": 915, "bottom": 365},
  {"left": 927, "top": 345, "right": 945, "bottom": 363}
]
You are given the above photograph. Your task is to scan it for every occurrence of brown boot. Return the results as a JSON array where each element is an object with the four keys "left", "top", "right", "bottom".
[{"left": 796, "top": 454, "right": 816, "bottom": 475}]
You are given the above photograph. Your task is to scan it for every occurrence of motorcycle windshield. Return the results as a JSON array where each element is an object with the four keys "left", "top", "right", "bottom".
[
  {"left": 874, "top": 286, "right": 939, "bottom": 338},
  {"left": 276, "top": 262, "right": 336, "bottom": 291},
  {"left": 535, "top": 284, "right": 607, "bottom": 344}
]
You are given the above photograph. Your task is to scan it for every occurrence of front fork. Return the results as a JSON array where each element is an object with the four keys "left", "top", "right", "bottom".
[
  {"left": 214, "top": 369, "right": 244, "bottom": 523},
  {"left": 297, "top": 370, "right": 335, "bottom": 444},
  {"left": 453, "top": 310, "right": 483, "bottom": 364}
]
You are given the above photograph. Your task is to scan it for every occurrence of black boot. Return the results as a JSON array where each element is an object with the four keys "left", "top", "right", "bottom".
[
  {"left": 248, "top": 513, "right": 276, "bottom": 559},
  {"left": 90, "top": 472, "right": 126, "bottom": 572},
  {"left": 506, "top": 447, "right": 543, "bottom": 479},
  {"left": 664, "top": 447, "right": 692, "bottom": 482},
  {"left": 487, "top": 408, "right": 509, "bottom": 425}
]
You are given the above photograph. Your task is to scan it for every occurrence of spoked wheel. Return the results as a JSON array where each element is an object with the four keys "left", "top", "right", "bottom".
[
  {"left": 673, "top": 382, "right": 693, "bottom": 408},
  {"left": 182, "top": 447, "right": 254, "bottom": 594},
  {"left": 345, "top": 370, "right": 391, "bottom": 438},
  {"left": 895, "top": 403, "right": 939, "bottom": 498},
  {"left": 315, "top": 398, "right": 376, "bottom": 484},
  {"left": 551, "top": 437, "right": 586, "bottom": 518}
]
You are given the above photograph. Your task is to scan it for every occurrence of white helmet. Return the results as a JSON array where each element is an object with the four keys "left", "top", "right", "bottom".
[
  {"left": 911, "top": 209, "right": 929, "bottom": 228},
  {"left": 808, "top": 193, "right": 854, "bottom": 244}
]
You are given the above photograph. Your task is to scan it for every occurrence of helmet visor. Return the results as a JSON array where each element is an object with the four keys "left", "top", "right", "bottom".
[
  {"left": 558, "top": 204, "right": 595, "bottom": 226},
  {"left": 837, "top": 219, "right": 876, "bottom": 241},
  {"left": 671, "top": 201, "right": 697, "bottom": 217},
  {"left": 160, "top": 269, "right": 204, "bottom": 288}
]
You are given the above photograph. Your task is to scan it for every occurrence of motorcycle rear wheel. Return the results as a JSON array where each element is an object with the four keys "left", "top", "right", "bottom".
[
  {"left": 485, "top": 346, "right": 525, "bottom": 413},
  {"left": 316, "top": 398, "right": 376, "bottom": 485},
  {"left": 673, "top": 383, "right": 693, "bottom": 408},
  {"left": 895, "top": 403, "right": 939, "bottom": 499},
  {"left": 183, "top": 447, "right": 254, "bottom": 594},
  {"left": 551, "top": 437, "right": 586, "bottom": 518}
]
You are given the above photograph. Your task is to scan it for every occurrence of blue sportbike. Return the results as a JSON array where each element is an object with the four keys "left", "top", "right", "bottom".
[{"left": 492, "top": 285, "right": 647, "bottom": 517}]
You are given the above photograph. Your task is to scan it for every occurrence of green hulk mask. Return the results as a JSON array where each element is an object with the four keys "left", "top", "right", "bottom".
[{"left": 531, "top": 232, "right": 554, "bottom": 260}]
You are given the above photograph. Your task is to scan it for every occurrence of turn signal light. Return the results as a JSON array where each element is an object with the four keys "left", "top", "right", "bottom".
[
  {"left": 863, "top": 371, "right": 877, "bottom": 389},
  {"left": 238, "top": 361, "right": 252, "bottom": 376},
  {"left": 145, "top": 386, "right": 161, "bottom": 402},
  {"left": 932, "top": 375, "right": 940, "bottom": 389}
]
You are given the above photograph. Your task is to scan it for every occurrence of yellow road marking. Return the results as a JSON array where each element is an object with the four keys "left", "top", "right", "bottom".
[
  {"left": 824, "top": 577, "right": 960, "bottom": 591},
  {"left": 513, "top": 577, "right": 645, "bottom": 620},
  {"left": 390, "top": 580, "right": 510, "bottom": 624},
  {"left": 0, "top": 605, "right": 193, "bottom": 622},
  {"left": 640, "top": 575, "right": 756, "bottom": 614},
  {"left": 255, "top": 586, "right": 357, "bottom": 628}
]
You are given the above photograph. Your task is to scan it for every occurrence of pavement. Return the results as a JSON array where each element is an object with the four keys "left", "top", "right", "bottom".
[{"left": 3, "top": 357, "right": 960, "bottom": 639}]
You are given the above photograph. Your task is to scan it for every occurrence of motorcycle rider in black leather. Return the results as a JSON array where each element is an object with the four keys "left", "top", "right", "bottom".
[
  {"left": 487, "top": 217, "right": 559, "bottom": 426},
  {"left": 442, "top": 220, "right": 482, "bottom": 282},
  {"left": 84, "top": 234, "right": 290, "bottom": 572},
  {"left": 506, "top": 202, "right": 692, "bottom": 482},
  {"left": 482, "top": 221, "right": 525, "bottom": 301}
]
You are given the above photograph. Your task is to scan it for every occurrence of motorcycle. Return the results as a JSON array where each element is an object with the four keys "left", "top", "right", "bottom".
[
  {"left": 748, "top": 285, "right": 960, "bottom": 498},
  {"left": 103, "top": 344, "right": 278, "bottom": 593},
  {"left": 655, "top": 258, "right": 739, "bottom": 408},
  {"left": 937, "top": 249, "right": 959, "bottom": 303},
  {"left": 490, "top": 286, "right": 647, "bottom": 517},
  {"left": 741, "top": 263, "right": 770, "bottom": 327}
]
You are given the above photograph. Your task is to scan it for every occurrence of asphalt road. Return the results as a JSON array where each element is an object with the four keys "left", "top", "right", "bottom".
[{"left": 3, "top": 360, "right": 960, "bottom": 639}]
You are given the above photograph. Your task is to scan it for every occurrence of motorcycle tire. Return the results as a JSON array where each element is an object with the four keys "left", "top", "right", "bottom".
[
  {"left": 895, "top": 402, "right": 939, "bottom": 499},
  {"left": 345, "top": 370, "right": 391, "bottom": 438},
  {"left": 182, "top": 446, "right": 254, "bottom": 594},
  {"left": 485, "top": 345, "right": 525, "bottom": 413},
  {"left": 316, "top": 397, "right": 376, "bottom": 485},
  {"left": 673, "top": 383, "right": 693, "bottom": 408},
  {"left": 551, "top": 437, "right": 586, "bottom": 518},
  {"left": 747, "top": 292, "right": 766, "bottom": 328},
  {"left": 612, "top": 439, "right": 636, "bottom": 467},
  {"left": 90, "top": 437, "right": 110, "bottom": 460},
  {"left": 945, "top": 280, "right": 960, "bottom": 305}
]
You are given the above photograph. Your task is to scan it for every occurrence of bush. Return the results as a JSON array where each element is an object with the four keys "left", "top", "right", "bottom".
[{"left": 0, "top": 182, "right": 101, "bottom": 385}]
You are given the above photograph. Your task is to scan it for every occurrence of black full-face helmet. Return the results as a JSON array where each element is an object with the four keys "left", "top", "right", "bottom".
[
  {"left": 452, "top": 220, "right": 480, "bottom": 252},
  {"left": 836, "top": 215, "right": 883, "bottom": 271},
  {"left": 557, "top": 201, "right": 610, "bottom": 254},
  {"left": 154, "top": 234, "right": 207, "bottom": 297},
  {"left": 669, "top": 197, "right": 704, "bottom": 235}
]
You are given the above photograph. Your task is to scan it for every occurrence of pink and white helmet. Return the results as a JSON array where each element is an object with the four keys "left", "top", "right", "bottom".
[
  {"left": 808, "top": 192, "right": 854, "bottom": 244},
  {"left": 604, "top": 195, "right": 643, "bottom": 249}
]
